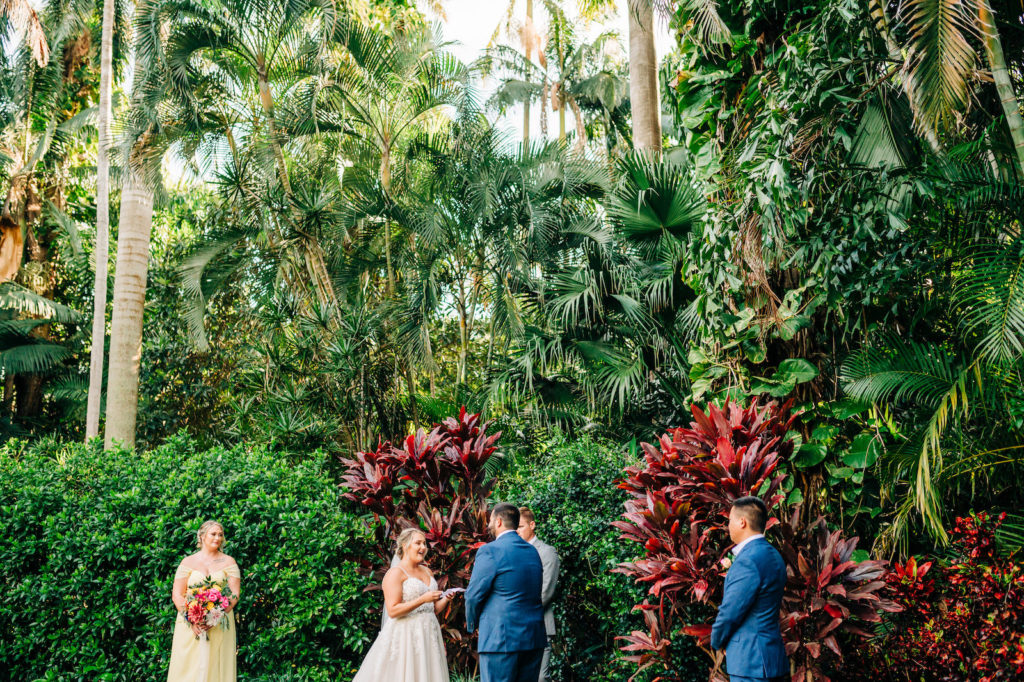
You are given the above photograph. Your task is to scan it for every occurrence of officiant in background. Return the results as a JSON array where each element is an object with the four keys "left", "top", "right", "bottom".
[{"left": 518, "top": 508, "right": 561, "bottom": 682}]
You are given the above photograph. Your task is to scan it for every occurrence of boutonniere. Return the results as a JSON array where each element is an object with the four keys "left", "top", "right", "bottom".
[{"left": 720, "top": 554, "right": 734, "bottom": 570}]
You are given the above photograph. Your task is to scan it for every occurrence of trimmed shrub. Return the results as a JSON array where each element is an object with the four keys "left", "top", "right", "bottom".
[
  {"left": 495, "top": 432, "right": 704, "bottom": 682},
  {"left": 0, "top": 433, "right": 376, "bottom": 681}
]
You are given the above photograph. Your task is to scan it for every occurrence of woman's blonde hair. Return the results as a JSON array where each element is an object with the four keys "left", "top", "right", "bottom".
[
  {"left": 395, "top": 527, "right": 426, "bottom": 559},
  {"left": 196, "top": 520, "right": 224, "bottom": 549}
]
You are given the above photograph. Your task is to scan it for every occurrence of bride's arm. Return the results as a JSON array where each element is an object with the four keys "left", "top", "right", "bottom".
[
  {"left": 383, "top": 568, "right": 441, "bottom": 619},
  {"left": 171, "top": 574, "right": 188, "bottom": 612}
]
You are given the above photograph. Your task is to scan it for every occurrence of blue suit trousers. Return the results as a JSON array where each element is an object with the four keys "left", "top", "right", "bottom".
[
  {"left": 729, "top": 677, "right": 787, "bottom": 682},
  {"left": 480, "top": 649, "right": 544, "bottom": 682}
]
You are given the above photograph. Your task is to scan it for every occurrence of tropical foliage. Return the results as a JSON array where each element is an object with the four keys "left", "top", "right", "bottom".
[{"left": 1, "top": 0, "right": 1022, "bottom": 679}]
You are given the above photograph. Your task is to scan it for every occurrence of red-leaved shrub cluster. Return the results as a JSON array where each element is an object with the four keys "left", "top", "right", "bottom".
[
  {"left": 339, "top": 407, "right": 500, "bottom": 668},
  {"left": 848, "top": 512, "right": 1024, "bottom": 682},
  {"left": 614, "top": 399, "right": 900, "bottom": 681}
]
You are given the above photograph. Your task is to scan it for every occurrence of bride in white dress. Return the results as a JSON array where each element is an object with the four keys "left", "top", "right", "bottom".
[{"left": 353, "top": 528, "right": 455, "bottom": 682}]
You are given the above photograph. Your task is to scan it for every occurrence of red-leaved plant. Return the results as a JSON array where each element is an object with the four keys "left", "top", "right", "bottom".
[
  {"left": 339, "top": 407, "right": 500, "bottom": 669},
  {"left": 614, "top": 398, "right": 900, "bottom": 681},
  {"left": 846, "top": 512, "right": 1024, "bottom": 682}
]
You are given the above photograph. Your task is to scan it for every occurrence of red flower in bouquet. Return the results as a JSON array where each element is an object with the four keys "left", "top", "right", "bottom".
[{"left": 182, "top": 578, "right": 234, "bottom": 640}]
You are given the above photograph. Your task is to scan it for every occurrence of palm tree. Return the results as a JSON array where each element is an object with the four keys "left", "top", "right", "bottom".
[
  {"left": 0, "top": 283, "right": 81, "bottom": 425},
  {"left": 324, "top": 20, "right": 466, "bottom": 296},
  {"left": 0, "top": 0, "right": 50, "bottom": 66},
  {"left": 841, "top": 219, "right": 1024, "bottom": 550},
  {"left": 890, "top": 0, "right": 1024, "bottom": 173},
  {"left": 85, "top": 0, "right": 118, "bottom": 440},
  {"left": 492, "top": 151, "right": 704, "bottom": 423},
  {"left": 490, "top": 0, "right": 543, "bottom": 146},
  {"left": 488, "top": 4, "right": 627, "bottom": 153},
  {"left": 161, "top": 0, "right": 342, "bottom": 309},
  {"left": 577, "top": 0, "right": 662, "bottom": 152},
  {"left": 625, "top": 0, "right": 661, "bottom": 152}
]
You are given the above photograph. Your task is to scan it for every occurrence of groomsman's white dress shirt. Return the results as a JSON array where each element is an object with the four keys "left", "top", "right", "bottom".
[{"left": 731, "top": 533, "right": 764, "bottom": 558}]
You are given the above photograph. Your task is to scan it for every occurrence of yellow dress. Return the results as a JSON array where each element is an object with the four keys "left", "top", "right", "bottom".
[{"left": 166, "top": 563, "right": 240, "bottom": 682}]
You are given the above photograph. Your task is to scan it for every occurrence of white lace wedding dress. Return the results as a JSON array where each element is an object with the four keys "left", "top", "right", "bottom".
[{"left": 352, "top": 569, "right": 450, "bottom": 682}]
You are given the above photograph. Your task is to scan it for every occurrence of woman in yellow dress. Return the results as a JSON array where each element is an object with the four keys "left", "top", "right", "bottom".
[{"left": 167, "top": 521, "right": 242, "bottom": 682}]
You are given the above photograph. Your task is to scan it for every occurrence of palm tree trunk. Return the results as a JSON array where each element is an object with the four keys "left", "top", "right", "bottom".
[
  {"left": 380, "top": 147, "right": 397, "bottom": 298},
  {"left": 540, "top": 82, "right": 550, "bottom": 138},
  {"left": 627, "top": 0, "right": 662, "bottom": 153},
  {"left": 978, "top": 2, "right": 1024, "bottom": 174},
  {"left": 85, "top": 0, "right": 116, "bottom": 441},
  {"left": 406, "top": 366, "right": 419, "bottom": 430},
  {"left": 522, "top": 0, "right": 534, "bottom": 147},
  {"left": 104, "top": 174, "right": 155, "bottom": 449},
  {"left": 569, "top": 96, "right": 586, "bottom": 152},
  {"left": 257, "top": 62, "right": 337, "bottom": 308},
  {"left": 456, "top": 282, "right": 468, "bottom": 384}
]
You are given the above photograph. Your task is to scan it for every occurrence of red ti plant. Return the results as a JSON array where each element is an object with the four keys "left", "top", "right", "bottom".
[
  {"left": 339, "top": 407, "right": 500, "bottom": 669},
  {"left": 775, "top": 514, "right": 901, "bottom": 680},
  {"left": 614, "top": 398, "right": 900, "bottom": 681}
]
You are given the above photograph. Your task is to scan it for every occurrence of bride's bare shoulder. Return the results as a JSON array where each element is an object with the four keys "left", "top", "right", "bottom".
[{"left": 383, "top": 566, "right": 405, "bottom": 582}]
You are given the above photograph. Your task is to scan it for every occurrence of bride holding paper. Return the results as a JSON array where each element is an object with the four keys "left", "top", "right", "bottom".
[{"left": 352, "top": 528, "right": 461, "bottom": 682}]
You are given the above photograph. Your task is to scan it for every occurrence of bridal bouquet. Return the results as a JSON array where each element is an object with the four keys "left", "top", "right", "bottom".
[{"left": 182, "top": 578, "right": 234, "bottom": 640}]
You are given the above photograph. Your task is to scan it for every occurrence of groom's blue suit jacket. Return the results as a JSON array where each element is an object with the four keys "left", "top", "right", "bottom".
[
  {"left": 465, "top": 531, "right": 547, "bottom": 653},
  {"left": 710, "top": 536, "right": 789, "bottom": 679}
]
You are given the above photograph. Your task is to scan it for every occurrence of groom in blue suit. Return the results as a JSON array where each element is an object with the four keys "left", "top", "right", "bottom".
[
  {"left": 711, "top": 496, "right": 789, "bottom": 682},
  {"left": 466, "top": 503, "right": 547, "bottom": 682}
]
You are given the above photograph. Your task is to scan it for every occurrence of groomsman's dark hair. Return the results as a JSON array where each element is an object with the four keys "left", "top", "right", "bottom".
[
  {"left": 491, "top": 503, "right": 520, "bottom": 530},
  {"left": 732, "top": 496, "right": 769, "bottom": 532}
]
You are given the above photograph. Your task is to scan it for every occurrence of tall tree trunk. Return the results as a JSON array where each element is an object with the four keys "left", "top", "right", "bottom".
[
  {"left": 104, "top": 174, "right": 155, "bottom": 449},
  {"left": 380, "top": 146, "right": 397, "bottom": 298},
  {"left": 978, "top": 2, "right": 1024, "bottom": 174},
  {"left": 627, "top": 0, "right": 662, "bottom": 153},
  {"left": 85, "top": 0, "right": 116, "bottom": 440},
  {"left": 257, "top": 62, "right": 337, "bottom": 308},
  {"left": 540, "top": 82, "right": 550, "bottom": 138},
  {"left": 522, "top": 0, "right": 534, "bottom": 147},
  {"left": 569, "top": 96, "right": 587, "bottom": 152},
  {"left": 406, "top": 366, "right": 419, "bottom": 430}
]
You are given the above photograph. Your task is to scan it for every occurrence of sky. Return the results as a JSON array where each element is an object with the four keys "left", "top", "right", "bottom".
[{"left": 422, "top": 0, "right": 675, "bottom": 142}]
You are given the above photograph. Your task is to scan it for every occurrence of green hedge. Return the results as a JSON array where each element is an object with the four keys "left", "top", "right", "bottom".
[
  {"left": 0, "top": 434, "right": 376, "bottom": 681},
  {"left": 495, "top": 434, "right": 702, "bottom": 682}
]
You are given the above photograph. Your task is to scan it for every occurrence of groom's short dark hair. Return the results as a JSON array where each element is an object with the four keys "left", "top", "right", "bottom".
[
  {"left": 732, "top": 496, "right": 768, "bottom": 532},
  {"left": 491, "top": 503, "right": 520, "bottom": 530}
]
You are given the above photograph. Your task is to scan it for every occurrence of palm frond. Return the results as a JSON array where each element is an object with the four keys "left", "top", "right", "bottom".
[
  {"left": 956, "top": 237, "right": 1024, "bottom": 365},
  {"left": 0, "top": 283, "right": 83, "bottom": 323},
  {"left": 904, "top": 0, "right": 981, "bottom": 132},
  {"left": 0, "top": 342, "right": 72, "bottom": 374},
  {"left": 840, "top": 338, "right": 963, "bottom": 407}
]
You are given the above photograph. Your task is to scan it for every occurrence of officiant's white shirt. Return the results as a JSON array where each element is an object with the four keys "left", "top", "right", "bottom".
[{"left": 732, "top": 533, "right": 764, "bottom": 558}]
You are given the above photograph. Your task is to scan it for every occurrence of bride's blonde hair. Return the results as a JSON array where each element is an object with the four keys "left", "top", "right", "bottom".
[
  {"left": 395, "top": 528, "right": 426, "bottom": 559},
  {"left": 196, "top": 520, "right": 224, "bottom": 549}
]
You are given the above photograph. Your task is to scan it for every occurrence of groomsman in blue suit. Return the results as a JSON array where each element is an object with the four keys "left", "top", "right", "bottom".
[
  {"left": 711, "top": 496, "right": 789, "bottom": 682},
  {"left": 466, "top": 503, "right": 547, "bottom": 682}
]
